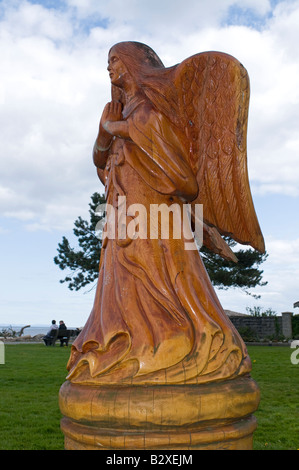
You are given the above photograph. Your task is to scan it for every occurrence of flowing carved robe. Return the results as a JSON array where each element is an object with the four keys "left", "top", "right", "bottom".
[{"left": 66, "top": 99, "right": 252, "bottom": 385}]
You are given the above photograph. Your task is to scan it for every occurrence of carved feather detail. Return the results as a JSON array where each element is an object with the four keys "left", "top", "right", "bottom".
[{"left": 174, "top": 52, "right": 265, "bottom": 254}]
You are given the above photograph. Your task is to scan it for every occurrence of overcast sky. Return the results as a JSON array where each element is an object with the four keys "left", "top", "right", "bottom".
[{"left": 0, "top": 0, "right": 299, "bottom": 327}]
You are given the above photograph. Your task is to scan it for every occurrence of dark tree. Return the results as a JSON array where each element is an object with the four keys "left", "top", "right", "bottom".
[
  {"left": 200, "top": 238, "right": 268, "bottom": 299},
  {"left": 54, "top": 193, "right": 268, "bottom": 296},
  {"left": 54, "top": 193, "right": 104, "bottom": 291}
]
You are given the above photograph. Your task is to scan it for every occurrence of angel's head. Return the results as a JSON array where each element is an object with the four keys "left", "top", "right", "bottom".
[
  {"left": 108, "top": 42, "right": 165, "bottom": 100},
  {"left": 108, "top": 42, "right": 164, "bottom": 82},
  {"left": 107, "top": 41, "right": 180, "bottom": 126}
]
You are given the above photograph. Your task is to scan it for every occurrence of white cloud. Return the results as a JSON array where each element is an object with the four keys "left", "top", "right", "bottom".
[
  {"left": 240, "top": 0, "right": 271, "bottom": 15},
  {"left": 0, "top": 0, "right": 72, "bottom": 40},
  {"left": 265, "top": 236, "right": 299, "bottom": 266},
  {"left": 255, "top": 237, "right": 299, "bottom": 313},
  {"left": 65, "top": 0, "right": 229, "bottom": 30},
  {"left": 0, "top": 0, "right": 298, "bottom": 326},
  {"left": 0, "top": 0, "right": 299, "bottom": 228},
  {"left": 0, "top": 1, "right": 109, "bottom": 231},
  {"left": 67, "top": 0, "right": 299, "bottom": 200},
  {"left": 217, "top": 235, "right": 299, "bottom": 314}
]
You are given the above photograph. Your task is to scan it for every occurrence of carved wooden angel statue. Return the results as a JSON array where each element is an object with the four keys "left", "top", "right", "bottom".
[{"left": 66, "top": 41, "right": 265, "bottom": 385}]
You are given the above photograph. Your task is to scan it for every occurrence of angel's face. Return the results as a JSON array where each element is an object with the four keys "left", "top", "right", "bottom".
[{"left": 107, "top": 50, "right": 129, "bottom": 87}]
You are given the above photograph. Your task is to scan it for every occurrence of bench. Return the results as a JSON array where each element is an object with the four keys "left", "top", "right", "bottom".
[{"left": 44, "top": 329, "right": 78, "bottom": 347}]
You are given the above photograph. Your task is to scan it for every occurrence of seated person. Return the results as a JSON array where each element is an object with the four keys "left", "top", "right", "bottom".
[
  {"left": 59, "top": 320, "right": 67, "bottom": 331},
  {"left": 59, "top": 320, "right": 69, "bottom": 346},
  {"left": 43, "top": 320, "right": 58, "bottom": 346}
]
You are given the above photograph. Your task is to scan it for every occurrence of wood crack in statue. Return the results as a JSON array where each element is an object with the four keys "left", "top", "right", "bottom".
[{"left": 66, "top": 41, "right": 265, "bottom": 386}]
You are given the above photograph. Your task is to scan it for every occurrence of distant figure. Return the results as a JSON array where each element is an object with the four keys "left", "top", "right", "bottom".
[
  {"left": 58, "top": 320, "right": 69, "bottom": 347},
  {"left": 59, "top": 320, "right": 67, "bottom": 331},
  {"left": 43, "top": 320, "right": 58, "bottom": 346}
]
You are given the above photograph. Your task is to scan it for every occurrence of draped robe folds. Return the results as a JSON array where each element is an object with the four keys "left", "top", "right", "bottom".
[{"left": 66, "top": 100, "right": 252, "bottom": 385}]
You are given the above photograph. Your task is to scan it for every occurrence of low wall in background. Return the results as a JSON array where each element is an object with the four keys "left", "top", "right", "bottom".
[{"left": 229, "top": 312, "right": 293, "bottom": 340}]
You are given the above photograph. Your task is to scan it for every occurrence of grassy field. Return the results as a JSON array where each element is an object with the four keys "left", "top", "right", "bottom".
[
  {"left": 248, "top": 345, "right": 299, "bottom": 450},
  {"left": 0, "top": 344, "right": 68, "bottom": 450},
  {"left": 0, "top": 343, "right": 298, "bottom": 450}
]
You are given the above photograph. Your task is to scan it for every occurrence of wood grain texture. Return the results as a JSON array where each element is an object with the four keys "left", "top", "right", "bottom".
[
  {"left": 59, "top": 376, "right": 260, "bottom": 449},
  {"left": 173, "top": 52, "right": 265, "bottom": 253},
  {"left": 60, "top": 42, "right": 262, "bottom": 449}
]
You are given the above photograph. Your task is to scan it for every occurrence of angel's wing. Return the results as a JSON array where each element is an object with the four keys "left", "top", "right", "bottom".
[{"left": 173, "top": 51, "right": 265, "bottom": 254}]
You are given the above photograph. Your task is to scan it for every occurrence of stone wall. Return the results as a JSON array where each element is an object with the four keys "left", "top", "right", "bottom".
[{"left": 229, "top": 312, "right": 293, "bottom": 340}]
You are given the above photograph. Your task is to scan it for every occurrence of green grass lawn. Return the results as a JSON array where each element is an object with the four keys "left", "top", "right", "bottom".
[
  {"left": 0, "top": 344, "right": 68, "bottom": 450},
  {"left": 0, "top": 343, "right": 298, "bottom": 450},
  {"left": 248, "top": 345, "right": 299, "bottom": 450}
]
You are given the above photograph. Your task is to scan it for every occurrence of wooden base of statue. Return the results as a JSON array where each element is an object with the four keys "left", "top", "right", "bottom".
[{"left": 59, "top": 375, "right": 260, "bottom": 450}]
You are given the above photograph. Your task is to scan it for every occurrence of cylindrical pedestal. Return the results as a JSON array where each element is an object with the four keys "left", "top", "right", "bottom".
[{"left": 59, "top": 375, "right": 260, "bottom": 450}]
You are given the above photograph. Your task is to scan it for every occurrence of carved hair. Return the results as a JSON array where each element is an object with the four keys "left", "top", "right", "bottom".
[{"left": 109, "top": 41, "right": 182, "bottom": 127}]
